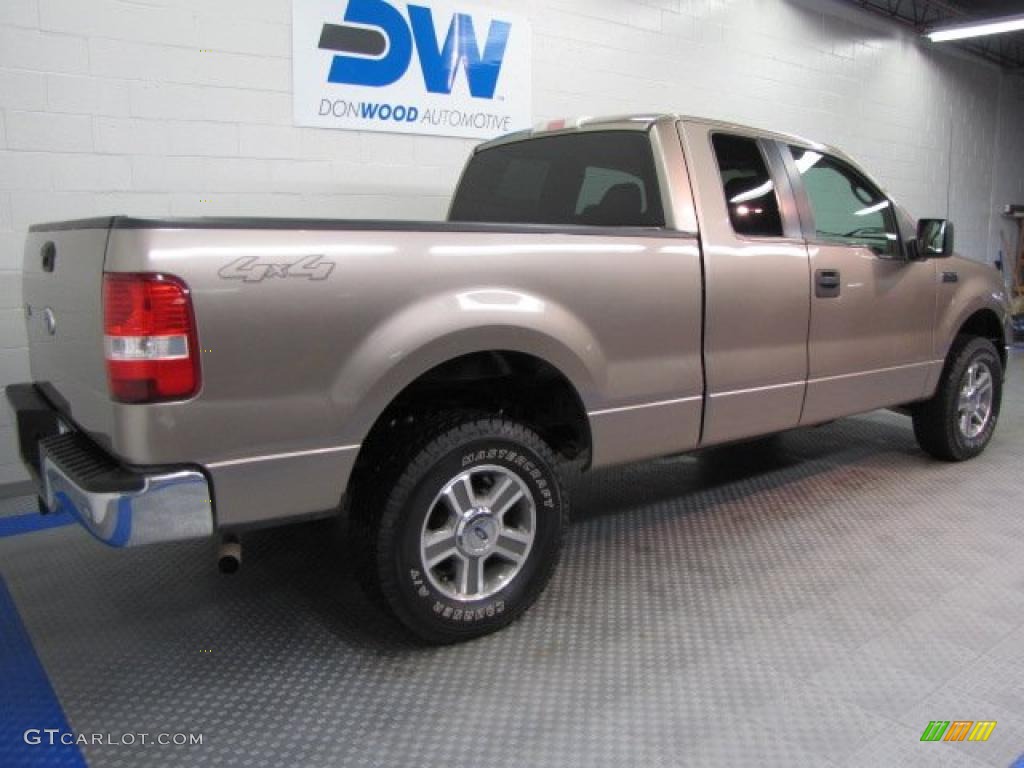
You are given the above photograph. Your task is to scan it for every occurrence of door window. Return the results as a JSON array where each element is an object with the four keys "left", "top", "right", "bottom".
[
  {"left": 710, "top": 134, "right": 784, "bottom": 238},
  {"left": 789, "top": 147, "right": 897, "bottom": 256}
]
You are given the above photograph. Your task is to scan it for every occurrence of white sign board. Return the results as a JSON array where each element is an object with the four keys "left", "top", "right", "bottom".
[{"left": 293, "top": 0, "right": 532, "bottom": 139}]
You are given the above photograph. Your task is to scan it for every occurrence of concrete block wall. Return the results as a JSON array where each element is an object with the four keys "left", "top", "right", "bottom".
[{"left": 1, "top": 0, "right": 1023, "bottom": 485}]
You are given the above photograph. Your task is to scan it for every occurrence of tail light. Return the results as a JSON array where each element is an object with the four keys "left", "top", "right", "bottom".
[{"left": 103, "top": 273, "right": 200, "bottom": 403}]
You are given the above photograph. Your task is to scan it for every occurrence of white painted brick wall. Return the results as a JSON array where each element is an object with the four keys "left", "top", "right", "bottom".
[{"left": 0, "top": 0, "right": 1023, "bottom": 486}]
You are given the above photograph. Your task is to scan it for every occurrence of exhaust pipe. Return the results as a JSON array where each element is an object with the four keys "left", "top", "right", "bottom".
[{"left": 218, "top": 534, "right": 241, "bottom": 574}]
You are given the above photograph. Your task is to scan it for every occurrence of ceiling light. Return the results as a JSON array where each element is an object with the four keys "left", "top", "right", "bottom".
[
  {"left": 729, "top": 181, "right": 773, "bottom": 204},
  {"left": 855, "top": 201, "right": 890, "bottom": 217},
  {"left": 927, "top": 13, "right": 1024, "bottom": 42}
]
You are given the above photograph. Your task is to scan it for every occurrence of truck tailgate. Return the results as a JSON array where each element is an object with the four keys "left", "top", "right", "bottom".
[{"left": 23, "top": 220, "right": 115, "bottom": 448}]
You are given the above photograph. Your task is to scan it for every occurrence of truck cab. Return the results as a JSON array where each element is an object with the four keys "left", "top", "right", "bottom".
[{"left": 453, "top": 115, "right": 1007, "bottom": 446}]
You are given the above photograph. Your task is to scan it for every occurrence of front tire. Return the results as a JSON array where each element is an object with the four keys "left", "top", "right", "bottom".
[
  {"left": 359, "top": 414, "right": 568, "bottom": 644},
  {"left": 912, "top": 335, "right": 1002, "bottom": 461}
]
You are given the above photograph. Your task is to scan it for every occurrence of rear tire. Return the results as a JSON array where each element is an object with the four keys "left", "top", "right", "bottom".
[
  {"left": 355, "top": 413, "right": 568, "bottom": 644},
  {"left": 912, "top": 335, "right": 1002, "bottom": 461}
]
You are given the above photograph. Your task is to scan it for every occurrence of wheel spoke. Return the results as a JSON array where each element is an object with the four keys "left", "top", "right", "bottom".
[
  {"left": 452, "top": 554, "right": 484, "bottom": 596},
  {"left": 489, "top": 477, "right": 524, "bottom": 519},
  {"left": 443, "top": 475, "right": 476, "bottom": 517},
  {"left": 452, "top": 554, "right": 468, "bottom": 594},
  {"left": 499, "top": 525, "right": 531, "bottom": 544},
  {"left": 463, "top": 555, "right": 484, "bottom": 595},
  {"left": 494, "top": 532, "right": 529, "bottom": 563},
  {"left": 975, "top": 371, "right": 992, "bottom": 395},
  {"left": 959, "top": 412, "right": 970, "bottom": 436},
  {"left": 422, "top": 530, "right": 458, "bottom": 567}
]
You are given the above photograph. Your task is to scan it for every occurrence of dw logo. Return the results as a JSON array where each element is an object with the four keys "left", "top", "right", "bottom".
[
  {"left": 318, "top": 0, "right": 511, "bottom": 98},
  {"left": 293, "top": 0, "right": 530, "bottom": 137}
]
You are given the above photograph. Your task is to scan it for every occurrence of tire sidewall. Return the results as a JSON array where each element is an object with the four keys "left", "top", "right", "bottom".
[
  {"left": 386, "top": 431, "right": 563, "bottom": 641},
  {"left": 945, "top": 340, "right": 1002, "bottom": 459}
]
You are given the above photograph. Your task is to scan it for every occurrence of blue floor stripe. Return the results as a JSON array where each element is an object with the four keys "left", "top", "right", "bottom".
[
  {"left": 0, "top": 513, "right": 75, "bottom": 539},
  {"left": 0, "top": 576, "right": 86, "bottom": 767}
]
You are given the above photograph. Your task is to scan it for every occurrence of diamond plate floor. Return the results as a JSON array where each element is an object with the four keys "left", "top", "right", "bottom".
[{"left": 1, "top": 350, "right": 1023, "bottom": 768}]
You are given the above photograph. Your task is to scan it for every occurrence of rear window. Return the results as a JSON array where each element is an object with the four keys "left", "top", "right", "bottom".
[{"left": 449, "top": 131, "right": 665, "bottom": 227}]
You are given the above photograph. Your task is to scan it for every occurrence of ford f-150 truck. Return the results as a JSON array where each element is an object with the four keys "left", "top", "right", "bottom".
[{"left": 7, "top": 115, "right": 1011, "bottom": 643}]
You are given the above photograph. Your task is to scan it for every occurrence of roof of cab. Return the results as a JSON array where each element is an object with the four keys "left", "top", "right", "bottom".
[{"left": 475, "top": 113, "right": 848, "bottom": 163}]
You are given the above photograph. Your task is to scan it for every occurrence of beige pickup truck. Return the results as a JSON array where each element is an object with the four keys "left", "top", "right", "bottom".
[{"left": 7, "top": 114, "right": 1011, "bottom": 642}]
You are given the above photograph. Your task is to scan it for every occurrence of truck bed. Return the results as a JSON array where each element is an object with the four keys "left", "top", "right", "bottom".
[{"left": 21, "top": 215, "right": 703, "bottom": 527}]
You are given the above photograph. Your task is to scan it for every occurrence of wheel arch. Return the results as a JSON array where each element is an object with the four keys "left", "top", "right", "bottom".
[
  {"left": 333, "top": 293, "right": 604, "bottom": 479},
  {"left": 355, "top": 348, "right": 594, "bottom": 467},
  {"left": 954, "top": 307, "right": 1007, "bottom": 371}
]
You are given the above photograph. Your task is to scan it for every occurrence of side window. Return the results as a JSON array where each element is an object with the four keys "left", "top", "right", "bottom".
[
  {"left": 789, "top": 146, "right": 897, "bottom": 256},
  {"left": 711, "top": 133, "right": 784, "bottom": 237}
]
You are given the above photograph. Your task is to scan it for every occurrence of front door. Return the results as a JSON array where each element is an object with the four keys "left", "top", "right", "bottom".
[{"left": 782, "top": 144, "right": 936, "bottom": 424}]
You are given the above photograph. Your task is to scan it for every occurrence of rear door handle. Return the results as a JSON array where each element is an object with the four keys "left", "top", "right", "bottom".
[{"left": 815, "top": 269, "right": 841, "bottom": 298}]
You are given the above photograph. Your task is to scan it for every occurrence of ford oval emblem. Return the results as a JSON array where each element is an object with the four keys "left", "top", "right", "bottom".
[{"left": 43, "top": 307, "right": 56, "bottom": 336}]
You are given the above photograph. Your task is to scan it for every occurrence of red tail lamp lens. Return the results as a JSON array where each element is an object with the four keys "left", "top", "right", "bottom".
[{"left": 102, "top": 273, "right": 200, "bottom": 403}]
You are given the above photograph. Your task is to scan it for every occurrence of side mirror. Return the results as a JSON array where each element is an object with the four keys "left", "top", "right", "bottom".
[{"left": 916, "top": 219, "right": 954, "bottom": 258}]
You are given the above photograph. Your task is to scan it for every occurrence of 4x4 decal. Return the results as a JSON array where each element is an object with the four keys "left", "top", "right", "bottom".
[{"left": 218, "top": 255, "right": 335, "bottom": 283}]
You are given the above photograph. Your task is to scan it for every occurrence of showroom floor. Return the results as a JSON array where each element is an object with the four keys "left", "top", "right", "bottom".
[{"left": 1, "top": 350, "right": 1022, "bottom": 768}]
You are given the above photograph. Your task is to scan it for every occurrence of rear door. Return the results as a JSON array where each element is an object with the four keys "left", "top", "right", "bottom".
[
  {"left": 678, "top": 122, "right": 811, "bottom": 445},
  {"left": 779, "top": 144, "right": 935, "bottom": 424}
]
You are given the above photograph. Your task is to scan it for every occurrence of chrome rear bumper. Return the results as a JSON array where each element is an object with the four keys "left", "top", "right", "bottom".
[
  {"left": 7, "top": 383, "right": 214, "bottom": 547},
  {"left": 40, "top": 443, "right": 213, "bottom": 547}
]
